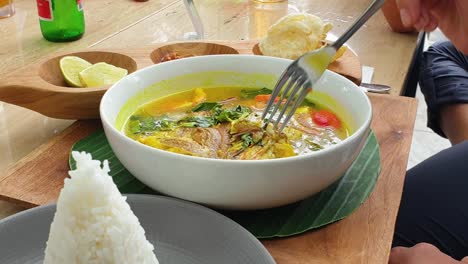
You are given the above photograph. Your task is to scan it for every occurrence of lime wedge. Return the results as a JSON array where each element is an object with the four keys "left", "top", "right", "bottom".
[
  {"left": 78, "top": 62, "right": 128, "bottom": 88},
  {"left": 59, "top": 56, "right": 92, "bottom": 87}
]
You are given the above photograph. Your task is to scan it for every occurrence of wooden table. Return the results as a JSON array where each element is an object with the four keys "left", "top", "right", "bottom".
[{"left": 0, "top": 0, "right": 419, "bottom": 263}]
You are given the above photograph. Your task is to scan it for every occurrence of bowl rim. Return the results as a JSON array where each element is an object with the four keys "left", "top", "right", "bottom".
[{"left": 100, "top": 55, "right": 372, "bottom": 165}]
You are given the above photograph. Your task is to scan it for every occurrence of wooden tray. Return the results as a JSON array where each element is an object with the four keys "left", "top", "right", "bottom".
[{"left": 0, "top": 40, "right": 361, "bottom": 120}]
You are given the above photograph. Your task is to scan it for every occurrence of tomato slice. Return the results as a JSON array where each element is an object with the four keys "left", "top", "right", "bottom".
[
  {"left": 311, "top": 110, "right": 341, "bottom": 128},
  {"left": 254, "top": 95, "right": 270, "bottom": 102},
  {"left": 254, "top": 95, "right": 284, "bottom": 103}
]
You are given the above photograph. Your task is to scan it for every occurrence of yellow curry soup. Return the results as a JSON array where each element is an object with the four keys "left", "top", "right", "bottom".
[{"left": 125, "top": 87, "right": 349, "bottom": 160}]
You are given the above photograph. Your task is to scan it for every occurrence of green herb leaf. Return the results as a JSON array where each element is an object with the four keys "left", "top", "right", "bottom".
[
  {"left": 303, "top": 99, "right": 316, "bottom": 107},
  {"left": 155, "top": 119, "right": 177, "bottom": 131},
  {"left": 178, "top": 116, "right": 215, "bottom": 128},
  {"left": 240, "top": 87, "right": 272, "bottom": 99},
  {"left": 241, "top": 133, "right": 253, "bottom": 148},
  {"left": 127, "top": 115, "right": 143, "bottom": 134},
  {"left": 127, "top": 115, "right": 176, "bottom": 134},
  {"left": 214, "top": 105, "right": 251, "bottom": 123},
  {"left": 309, "top": 142, "right": 324, "bottom": 151},
  {"left": 305, "top": 139, "right": 324, "bottom": 151},
  {"left": 129, "top": 115, "right": 139, "bottom": 121},
  {"left": 191, "top": 102, "right": 221, "bottom": 112}
]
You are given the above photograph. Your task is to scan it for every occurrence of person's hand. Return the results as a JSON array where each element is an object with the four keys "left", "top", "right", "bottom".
[
  {"left": 396, "top": 0, "right": 468, "bottom": 53},
  {"left": 389, "top": 243, "right": 468, "bottom": 264}
]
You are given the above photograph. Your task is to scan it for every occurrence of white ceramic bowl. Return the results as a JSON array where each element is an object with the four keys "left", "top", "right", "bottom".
[{"left": 100, "top": 55, "right": 372, "bottom": 210}]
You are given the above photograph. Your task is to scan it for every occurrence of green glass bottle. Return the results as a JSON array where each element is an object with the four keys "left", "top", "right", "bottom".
[{"left": 36, "top": 0, "right": 85, "bottom": 42}]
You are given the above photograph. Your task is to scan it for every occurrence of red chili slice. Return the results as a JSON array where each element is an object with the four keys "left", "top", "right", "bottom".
[
  {"left": 311, "top": 110, "right": 341, "bottom": 128},
  {"left": 254, "top": 95, "right": 285, "bottom": 103}
]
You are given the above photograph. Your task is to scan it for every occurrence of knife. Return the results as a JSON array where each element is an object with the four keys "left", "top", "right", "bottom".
[{"left": 360, "top": 82, "right": 391, "bottom": 94}]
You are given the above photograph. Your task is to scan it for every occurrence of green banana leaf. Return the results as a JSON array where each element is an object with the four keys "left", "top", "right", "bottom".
[{"left": 70, "top": 130, "right": 381, "bottom": 238}]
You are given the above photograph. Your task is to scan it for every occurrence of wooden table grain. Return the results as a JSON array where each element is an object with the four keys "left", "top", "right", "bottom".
[
  {"left": 265, "top": 94, "right": 417, "bottom": 263},
  {"left": 0, "top": 0, "right": 419, "bottom": 263}
]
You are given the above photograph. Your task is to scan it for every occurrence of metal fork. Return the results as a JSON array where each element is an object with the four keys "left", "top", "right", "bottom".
[
  {"left": 183, "top": 0, "right": 205, "bottom": 40},
  {"left": 262, "top": 0, "right": 385, "bottom": 132}
]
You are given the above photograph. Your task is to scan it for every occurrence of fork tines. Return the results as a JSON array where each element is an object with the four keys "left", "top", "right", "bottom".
[{"left": 261, "top": 66, "right": 312, "bottom": 132}]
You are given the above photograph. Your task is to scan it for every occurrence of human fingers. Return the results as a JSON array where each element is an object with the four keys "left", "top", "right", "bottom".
[
  {"left": 396, "top": 0, "right": 422, "bottom": 27},
  {"left": 389, "top": 246, "right": 410, "bottom": 264},
  {"left": 413, "top": 7, "right": 430, "bottom": 30},
  {"left": 389, "top": 243, "right": 460, "bottom": 264},
  {"left": 423, "top": 13, "right": 438, "bottom": 32}
]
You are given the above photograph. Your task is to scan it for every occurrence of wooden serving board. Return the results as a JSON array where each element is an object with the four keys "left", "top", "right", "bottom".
[{"left": 0, "top": 40, "right": 361, "bottom": 120}]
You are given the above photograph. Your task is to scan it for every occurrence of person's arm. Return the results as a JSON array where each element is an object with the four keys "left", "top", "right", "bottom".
[
  {"left": 389, "top": 243, "right": 468, "bottom": 264},
  {"left": 440, "top": 104, "right": 468, "bottom": 145},
  {"left": 395, "top": 0, "right": 468, "bottom": 54}
]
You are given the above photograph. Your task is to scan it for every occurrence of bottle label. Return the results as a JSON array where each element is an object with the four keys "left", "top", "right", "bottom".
[
  {"left": 77, "top": 0, "right": 83, "bottom": 11},
  {"left": 37, "top": 0, "right": 53, "bottom": 21}
]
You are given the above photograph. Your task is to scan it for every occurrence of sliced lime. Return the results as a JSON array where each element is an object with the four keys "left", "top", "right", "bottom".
[
  {"left": 78, "top": 62, "right": 128, "bottom": 88},
  {"left": 59, "top": 56, "right": 92, "bottom": 87}
]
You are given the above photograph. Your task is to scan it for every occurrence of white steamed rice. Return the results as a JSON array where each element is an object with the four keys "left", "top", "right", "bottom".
[{"left": 44, "top": 151, "right": 159, "bottom": 264}]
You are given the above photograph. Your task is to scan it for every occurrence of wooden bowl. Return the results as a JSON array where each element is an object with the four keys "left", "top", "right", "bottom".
[
  {"left": 252, "top": 43, "right": 362, "bottom": 85},
  {"left": 0, "top": 51, "right": 139, "bottom": 120},
  {"left": 150, "top": 42, "right": 239, "bottom": 64},
  {"left": 39, "top": 51, "right": 138, "bottom": 87},
  {"left": 252, "top": 43, "right": 263, "bottom": 56}
]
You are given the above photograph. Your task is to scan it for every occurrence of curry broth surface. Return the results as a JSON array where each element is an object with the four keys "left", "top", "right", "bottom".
[{"left": 125, "top": 87, "right": 349, "bottom": 160}]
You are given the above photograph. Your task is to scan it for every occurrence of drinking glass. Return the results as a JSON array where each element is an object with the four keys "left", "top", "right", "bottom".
[
  {"left": 0, "top": 0, "right": 14, "bottom": 19},
  {"left": 248, "top": 1, "right": 288, "bottom": 39}
]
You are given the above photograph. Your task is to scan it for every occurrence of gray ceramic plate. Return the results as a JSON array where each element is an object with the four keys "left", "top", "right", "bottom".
[{"left": 0, "top": 194, "right": 275, "bottom": 264}]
